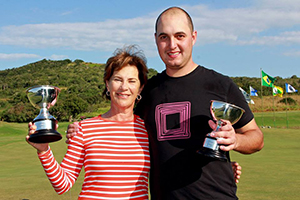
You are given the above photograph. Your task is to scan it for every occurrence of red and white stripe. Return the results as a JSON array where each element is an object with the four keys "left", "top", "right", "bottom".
[{"left": 39, "top": 115, "right": 150, "bottom": 199}]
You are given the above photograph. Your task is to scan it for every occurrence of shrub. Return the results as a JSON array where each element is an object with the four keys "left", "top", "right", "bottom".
[{"left": 278, "top": 97, "right": 297, "bottom": 105}]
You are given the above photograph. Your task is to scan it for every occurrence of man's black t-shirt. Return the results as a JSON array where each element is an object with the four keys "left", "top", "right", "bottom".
[{"left": 135, "top": 66, "right": 253, "bottom": 200}]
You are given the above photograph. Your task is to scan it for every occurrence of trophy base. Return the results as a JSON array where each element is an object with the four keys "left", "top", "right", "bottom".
[
  {"left": 29, "top": 129, "right": 62, "bottom": 143},
  {"left": 197, "top": 147, "right": 228, "bottom": 162}
]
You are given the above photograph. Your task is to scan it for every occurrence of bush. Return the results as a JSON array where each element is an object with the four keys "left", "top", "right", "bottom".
[{"left": 278, "top": 97, "right": 297, "bottom": 105}]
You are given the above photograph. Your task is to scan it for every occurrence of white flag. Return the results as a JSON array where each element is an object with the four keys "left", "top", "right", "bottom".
[{"left": 285, "top": 83, "right": 298, "bottom": 93}]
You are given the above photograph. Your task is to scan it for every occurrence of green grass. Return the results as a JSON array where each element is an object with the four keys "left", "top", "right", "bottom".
[
  {"left": 254, "top": 110, "right": 300, "bottom": 129},
  {"left": 1, "top": 112, "right": 300, "bottom": 199},
  {"left": 231, "top": 128, "right": 300, "bottom": 200},
  {"left": 0, "top": 121, "right": 84, "bottom": 200}
]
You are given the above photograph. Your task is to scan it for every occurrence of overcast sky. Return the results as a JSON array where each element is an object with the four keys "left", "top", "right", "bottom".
[{"left": 1, "top": 0, "right": 300, "bottom": 78}]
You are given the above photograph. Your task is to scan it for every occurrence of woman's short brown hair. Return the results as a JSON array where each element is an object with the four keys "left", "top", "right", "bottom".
[{"left": 102, "top": 45, "right": 148, "bottom": 100}]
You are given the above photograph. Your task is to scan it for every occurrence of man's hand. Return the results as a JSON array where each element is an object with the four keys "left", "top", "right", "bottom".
[
  {"left": 208, "top": 119, "right": 237, "bottom": 152},
  {"left": 65, "top": 122, "right": 79, "bottom": 144},
  {"left": 209, "top": 118, "right": 264, "bottom": 154}
]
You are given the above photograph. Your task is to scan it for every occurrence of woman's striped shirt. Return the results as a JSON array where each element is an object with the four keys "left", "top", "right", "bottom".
[{"left": 38, "top": 115, "right": 150, "bottom": 199}]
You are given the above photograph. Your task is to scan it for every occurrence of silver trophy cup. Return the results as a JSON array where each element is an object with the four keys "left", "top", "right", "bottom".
[
  {"left": 197, "top": 100, "right": 245, "bottom": 161},
  {"left": 26, "top": 85, "right": 62, "bottom": 143}
]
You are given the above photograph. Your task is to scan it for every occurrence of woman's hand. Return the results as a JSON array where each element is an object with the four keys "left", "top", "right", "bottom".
[
  {"left": 25, "top": 122, "right": 49, "bottom": 154},
  {"left": 231, "top": 161, "right": 242, "bottom": 183}
]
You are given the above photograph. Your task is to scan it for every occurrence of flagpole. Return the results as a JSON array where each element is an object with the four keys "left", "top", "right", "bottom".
[
  {"left": 260, "top": 68, "right": 264, "bottom": 127},
  {"left": 285, "top": 92, "right": 289, "bottom": 128},
  {"left": 273, "top": 94, "right": 276, "bottom": 128},
  {"left": 285, "top": 83, "right": 289, "bottom": 129}
]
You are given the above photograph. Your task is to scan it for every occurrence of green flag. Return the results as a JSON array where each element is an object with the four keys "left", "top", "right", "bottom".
[{"left": 261, "top": 70, "right": 275, "bottom": 87}]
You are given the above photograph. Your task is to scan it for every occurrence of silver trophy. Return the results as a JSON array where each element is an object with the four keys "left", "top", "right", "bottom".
[
  {"left": 26, "top": 85, "right": 62, "bottom": 143},
  {"left": 197, "top": 100, "right": 245, "bottom": 161}
]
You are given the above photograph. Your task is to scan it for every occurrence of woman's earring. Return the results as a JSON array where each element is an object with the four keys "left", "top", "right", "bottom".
[
  {"left": 106, "top": 91, "right": 110, "bottom": 96},
  {"left": 136, "top": 94, "right": 142, "bottom": 101}
]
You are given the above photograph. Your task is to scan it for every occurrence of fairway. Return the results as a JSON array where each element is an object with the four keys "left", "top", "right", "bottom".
[
  {"left": 231, "top": 128, "right": 300, "bottom": 200},
  {"left": 0, "top": 122, "right": 84, "bottom": 200},
  {"left": 1, "top": 120, "right": 299, "bottom": 200},
  {"left": 254, "top": 111, "right": 300, "bottom": 129}
]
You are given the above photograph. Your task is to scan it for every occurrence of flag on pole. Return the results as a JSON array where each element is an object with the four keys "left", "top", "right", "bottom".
[
  {"left": 273, "top": 85, "right": 283, "bottom": 97},
  {"left": 239, "top": 87, "right": 255, "bottom": 104},
  {"left": 250, "top": 86, "right": 258, "bottom": 96},
  {"left": 261, "top": 70, "right": 275, "bottom": 87},
  {"left": 285, "top": 83, "right": 298, "bottom": 93}
]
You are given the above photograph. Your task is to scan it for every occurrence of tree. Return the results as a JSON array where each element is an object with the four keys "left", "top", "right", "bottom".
[
  {"left": 1, "top": 102, "right": 36, "bottom": 122},
  {"left": 52, "top": 95, "right": 89, "bottom": 121}
]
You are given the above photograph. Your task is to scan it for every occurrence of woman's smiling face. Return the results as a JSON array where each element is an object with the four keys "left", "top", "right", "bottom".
[{"left": 106, "top": 64, "right": 142, "bottom": 110}]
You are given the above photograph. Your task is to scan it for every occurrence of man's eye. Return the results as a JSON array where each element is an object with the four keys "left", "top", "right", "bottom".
[{"left": 160, "top": 35, "right": 167, "bottom": 40}]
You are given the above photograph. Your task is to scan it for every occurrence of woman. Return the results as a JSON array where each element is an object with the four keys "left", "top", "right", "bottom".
[{"left": 27, "top": 45, "right": 150, "bottom": 199}]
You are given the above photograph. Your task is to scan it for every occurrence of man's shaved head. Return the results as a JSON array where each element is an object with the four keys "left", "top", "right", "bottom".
[{"left": 155, "top": 7, "right": 194, "bottom": 33}]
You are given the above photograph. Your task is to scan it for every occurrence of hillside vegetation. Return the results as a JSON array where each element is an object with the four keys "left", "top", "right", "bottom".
[
  {"left": 0, "top": 59, "right": 299, "bottom": 122},
  {"left": 0, "top": 59, "right": 157, "bottom": 122}
]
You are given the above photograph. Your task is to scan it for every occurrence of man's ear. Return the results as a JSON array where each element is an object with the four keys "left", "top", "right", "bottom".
[{"left": 192, "top": 30, "right": 197, "bottom": 46}]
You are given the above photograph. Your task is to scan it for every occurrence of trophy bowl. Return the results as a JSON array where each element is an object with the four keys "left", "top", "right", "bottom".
[
  {"left": 197, "top": 100, "right": 245, "bottom": 161},
  {"left": 26, "top": 85, "right": 62, "bottom": 143}
]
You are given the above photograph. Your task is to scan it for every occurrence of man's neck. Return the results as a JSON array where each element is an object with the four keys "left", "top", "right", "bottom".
[{"left": 166, "top": 62, "right": 198, "bottom": 77}]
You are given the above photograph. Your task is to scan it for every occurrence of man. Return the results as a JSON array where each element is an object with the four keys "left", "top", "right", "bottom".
[
  {"left": 134, "top": 7, "right": 263, "bottom": 199},
  {"left": 67, "top": 7, "right": 263, "bottom": 199}
]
